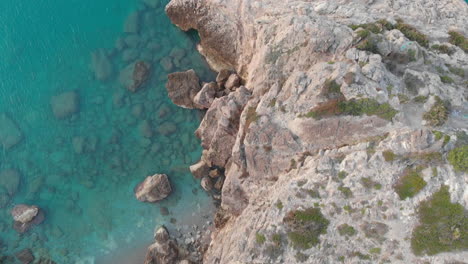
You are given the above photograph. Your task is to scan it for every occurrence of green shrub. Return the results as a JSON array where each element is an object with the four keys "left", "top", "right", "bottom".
[
  {"left": 245, "top": 106, "right": 260, "bottom": 129},
  {"left": 377, "top": 19, "right": 394, "bottom": 30},
  {"left": 271, "top": 233, "right": 281, "bottom": 246},
  {"left": 338, "top": 185, "right": 353, "bottom": 198},
  {"left": 447, "top": 145, "right": 468, "bottom": 173},
  {"left": 284, "top": 208, "right": 330, "bottom": 249},
  {"left": 338, "top": 171, "right": 348, "bottom": 179},
  {"left": 361, "top": 177, "right": 382, "bottom": 190},
  {"left": 448, "top": 66, "right": 465, "bottom": 77},
  {"left": 423, "top": 96, "right": 448, "bottom": 126},
  {"left": 440, "top": 75, "right": 454, "bottom": 84},
  {"left": 383, "top": 150, "right": 396, "bottom": 162},
  {"left": 369, "top": 247, "right": 382, "bottom": 254},
  {"left": 394, "top": 167, "right": 427, "bottom": 200},
  {"left": 349, "top": 23, "right": 382, "bottom": 34},
  {"left": 408, "top": 49, "right": 416, "bottom": 61},
  {"left": 338, "top": 224, "right": 357, "bottom": 237},
  {"left": 356, "top": 38, "right": 379, "bottom": 53},
  {"left": 357, "top": 29, "right": 370, "bottom": 39},
  {"left": 398, "top": 94, "right": 410, "bottom": 104},
  {"left": 338, "top": 99, "right": 398, "bottom": 121},
  {"left": 413, "top": 96, "right": 428, "bottom": 103},
  {"left": 448, "top": 31, "right": 468, "bottom": 52},
  {"left": 395, "top": 20, "right": 429, "bottom": 47},
  {"left": 268, "top": 98, "right": 277, "bottom": 107},
  {"left": 431, "top": 44, "right": 454, "bottom": 55},
  {"left": 411, "top": 186, "right": 468, "bottom": 255},
  {"left": 256, "top": 232, "right": 266, "bottom": 244},
  {"left": 352, "top": 251, "right": 371, "bottom": 260},
  {"left": 276, "top": 200, "right": 284, "bottom": 210}
]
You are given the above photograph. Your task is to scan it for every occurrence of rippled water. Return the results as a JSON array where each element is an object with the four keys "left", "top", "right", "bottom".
[{"left": 0, "top": 0, "right": 214, "bottom": 262}]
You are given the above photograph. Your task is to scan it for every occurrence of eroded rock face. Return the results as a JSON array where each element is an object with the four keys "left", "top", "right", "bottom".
[
  {"left": 135, "top": 174, "right": 172, "bottom": 202},
  {"left": 193, "top": 82, "right": 217, "bottom": 109},
  {"left": 50, "top": 91, "right": 79, "bottom": 119},
  {"left": 166, "top": 69, "right": 201, "bottom": 109},
  {"left": 164, "top": 0, "right": 468, "bottom": 263},
  {"left": 0, "top": 113, "right": 23, "bottom": 150}
]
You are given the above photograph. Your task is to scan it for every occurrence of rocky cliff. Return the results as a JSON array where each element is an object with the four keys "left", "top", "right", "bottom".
[{"left": 163, "top": 0, "right": 468, "bottom": 263}]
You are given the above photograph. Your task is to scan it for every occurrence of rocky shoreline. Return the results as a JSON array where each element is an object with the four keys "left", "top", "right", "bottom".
[{"left": 145, "top": 0, "right": 468, "bottom": 263}]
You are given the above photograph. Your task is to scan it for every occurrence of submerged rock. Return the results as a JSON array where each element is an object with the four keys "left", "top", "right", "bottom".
[
  {"left": 135, "top": 174, "right": 172, "bottom": 202},
  {"left": 0, "top": 113, "right": 23, "bottom": 150},
  {"left": 119, "top": 61, "right": 151, "bottom": 92},
  {"left": 166, "top": 69, "right": 201, "bottom": 109},
  {"left": 0, "top": 168, "right": 21, "bottom": 197},
  {"left": 50, "top": 91, "right": 79, "bottom": 119},
  {"left": 124, "top": 11, "right": 140, "bottom": 34},
  {"left": 90, "top": 49, "right": 113, "bottom": 81},
  {"left": 15, "top": 249, "right": 34, "bottom": 264}
]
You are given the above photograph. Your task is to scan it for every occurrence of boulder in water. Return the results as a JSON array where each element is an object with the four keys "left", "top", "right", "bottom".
[
  {"left": 50, "top": 91, "right": 79, "bottom": 119},
  {"left": 11, "top": 204, "right": 38, "bottom": 223},
  {"left": 165, "top": 69, "right": 201, "bottom": 109},
  {"left": 124, "top": 11, "right": 140, "bottom": 34},
  {"left": 0, "top": 113, "right": 23, "bottom": 150},
  {"left": 135, "top": 174, "right": 172, "bottom": 202}
]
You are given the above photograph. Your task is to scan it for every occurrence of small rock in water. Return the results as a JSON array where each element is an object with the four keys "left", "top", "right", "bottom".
[
  {"left": 160, "top": 206, "right": 169, "bottom": 216},
  {"left": 50, "top": 91, "right": 79, "bottom": 119},
  {"left": 0, "top": 113, "right": 23, "bottom": 150},
  {"left": 201, "top": 177, "right": 213, "bottom": 192},
  {"left": 72, "top": 137, "right": 86, "bottom": 154},
  {"left": 90, "top": 49, "right": 113, "bottom": 81},
  {"left": 15, "top": 249, "right": 34, "bottom": 264},
  {"left": 189, "top": 160, "right": 210, "bottom": 179},
  {"left": 135, "top": 174, "right": 172, "bottom": 202},
  {"left": 11, "top": 204, "right": 39, "bottom": 223}
]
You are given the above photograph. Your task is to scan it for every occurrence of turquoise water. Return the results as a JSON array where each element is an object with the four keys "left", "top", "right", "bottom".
[{"left": 0, "top": 0, "right": 214, "bottom": 262}]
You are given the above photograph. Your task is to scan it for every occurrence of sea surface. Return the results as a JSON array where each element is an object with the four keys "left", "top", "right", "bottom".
[{"left": 0, "top": 0, "right": 214, "bottom": 263}]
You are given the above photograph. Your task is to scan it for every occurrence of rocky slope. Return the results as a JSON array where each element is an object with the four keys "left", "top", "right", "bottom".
[{"left": 161, "top": 0, "right": 468, "bottom": 263}]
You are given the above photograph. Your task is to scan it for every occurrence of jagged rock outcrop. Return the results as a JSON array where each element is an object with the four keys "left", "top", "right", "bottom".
[
  {"left": 144, "top": 226, "right": 179, "bottom": 264},
  {"left": 135, "top": 174, "right": 172, "bottom": 202},
  {"left": 165, "top": 0, "right": 468, "bottom": 263},
  {"left": 166, "top": 69, "right": 202, "bottom": 109}
]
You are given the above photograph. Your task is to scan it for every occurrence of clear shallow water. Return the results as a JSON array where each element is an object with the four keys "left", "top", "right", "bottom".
[{"left": 0, "top": 0, "right": 214, "bottom": 262}]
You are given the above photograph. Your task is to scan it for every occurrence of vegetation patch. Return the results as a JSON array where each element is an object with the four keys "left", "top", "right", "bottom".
[
  {"left": 448, "top": 66, "right": 465, "bottom": 77},
  {"left": 413, "top": 95, "right": 428, "bottom": 104},
  {"left": 245, "top": 106, "right": 260, "bottom": 129},
  {"left": 320, "top": 79, "right": 343, "bottom": 99},
  {"left": 356, "top": 38, "right": 379, "bottom": 53},
  {"left": 383, "top": 150, "right": 396, "bottom": 162},
  {"left": 275, "top": 200, "right": 284, "bottom": 210},
  {"left": 394, "top": 167, "right": 427, "bottom": 200},
  {"left": 369, "top": 247, "right": 382, "bottom": 255},
  {"left": 268, "top": 98, "right": 277, "bottom": 107},
  {"left": 284, "top": 208, "right": 330, "bottom": 249},
  {"left": 431, "top": 44, "right": 454, "bottom": 55},
  {"left": 397, "top": 94, "right": 410, "bottom": 104},
  {"left": 423, "top": 96, "right": 449, "bottom": 126},
  {"left": 395, "top": 20, "right": 429, "bottom": 47},
  {"left": 338, "top": 171, "right": 348, "bottom": 180},
  {"left": 256, "top": 232, "right": 266, "bottom": 244},
  {"left": 361, "top": 177, "right": 382, "bottom": 190},
  {"left": 411, "top": 185, "right": 468, "bottom": 255},
  {"left": 448, "top": 31, "right": 468, "bottom": 52},
  {"left": 338, "top": 185, "right": 353, "bottom": 198},
  {"left": 338, "top": 224, "right": 357, "bottom": 237},
  {"left": 440, "top": 75, "right": 454, "bottom": 84},
  {"left": 447, "top": 145, "right": 468, "bottom": 173},
  {"left": 351, "top": 251, "right": 371, "bottom": 260}
]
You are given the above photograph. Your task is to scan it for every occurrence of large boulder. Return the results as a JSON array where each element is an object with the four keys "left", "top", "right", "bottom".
[
  {"left": 0, "top": 168, "right": 21, "bottom": 197},
  {"left": 119, "top": 61, "right": 151, "bottom": 92},
  {"left": 166, "top": 70, "right": 201, "bottom": 109},
  {"left": 144, "top": 226, "right": 179, "bottom": 264},
  {"left": 0, "top": 113, "right": 23, "bottom": 150},
  {"left": 135, "top": 174, "right": 172, "bottom": 202},
  {"left": 189, "top": 160, "right": 210, "bottom": 179},
  {"left": 50, "top": 91, "right": 79, "bottom": 119},
  {"left": 90, "top": 49, "right": 113, "bottom": 81}
]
